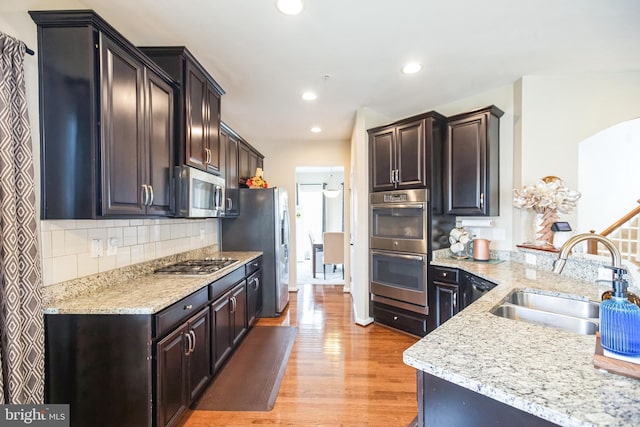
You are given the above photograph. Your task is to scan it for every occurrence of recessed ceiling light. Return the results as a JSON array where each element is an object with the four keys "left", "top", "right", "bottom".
[
  {"left": 402, "top": 62, "right": 422, "bottom": 74},
  {"left": 276, "top": 0, "right": 304, "bottom": 15},
  {"left": 302, "top": 91, "right": 317, "bottom": 101},
  {"left": 311, "top": 127, "right": 322, "bottom": 133}
]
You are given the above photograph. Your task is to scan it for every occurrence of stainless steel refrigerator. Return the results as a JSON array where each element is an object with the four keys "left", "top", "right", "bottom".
[{"left": 221, "top": 187, "right": 290, "bottom": 317}]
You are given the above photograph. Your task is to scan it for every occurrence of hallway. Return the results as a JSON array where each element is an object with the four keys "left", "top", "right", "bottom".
[{"left": 181, "top": 284, "right": 418, "bottom": 426}]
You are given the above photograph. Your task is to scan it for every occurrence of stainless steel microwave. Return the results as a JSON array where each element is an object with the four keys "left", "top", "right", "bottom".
[{"left": 174, "top": 165, "right": 225, "bottom": 218}]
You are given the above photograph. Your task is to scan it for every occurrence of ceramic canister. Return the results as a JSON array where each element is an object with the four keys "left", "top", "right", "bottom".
[{"left": 472, "top": 239, "right": 491, "bottom": 261}]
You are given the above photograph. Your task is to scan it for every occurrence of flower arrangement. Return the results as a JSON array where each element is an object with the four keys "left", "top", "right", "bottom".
[
  {"left": 512, "top": 176, "right": 581, "bottom": 214},
  {"left": 245, "top": 167, "right": 268, "bottom": 189},
  {"left": 246, "top": 175, "right": 268, "bottom": 189}
]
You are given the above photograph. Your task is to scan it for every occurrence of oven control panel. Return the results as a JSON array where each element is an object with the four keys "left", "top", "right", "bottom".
[{"left": 383, "top": 193, "right": 408, "bottom": 203}]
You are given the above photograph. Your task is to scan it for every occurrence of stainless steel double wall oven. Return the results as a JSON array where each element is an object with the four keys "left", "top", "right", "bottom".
[{"left": 369, "top": 189, "right": 452, "bottom": 315}]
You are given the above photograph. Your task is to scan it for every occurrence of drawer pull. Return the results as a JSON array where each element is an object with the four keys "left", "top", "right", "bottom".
[
  {"left": 393, "top": 316, "right": 399, "bottom": 321},
  {"left": 184, "top": 304, "right": 193, "bottom": 310},
  {"left": 442, "top": 272, "right": 447, "bottom": 277}
]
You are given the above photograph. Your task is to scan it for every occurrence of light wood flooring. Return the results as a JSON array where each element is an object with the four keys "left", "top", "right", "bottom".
[{"left": 180, "top": 284, "right": 419, "bottom": 426}]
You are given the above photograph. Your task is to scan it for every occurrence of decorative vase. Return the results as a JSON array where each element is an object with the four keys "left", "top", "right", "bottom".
[{"left": 530, "top": 208, "right": 559, "bottom": 247}]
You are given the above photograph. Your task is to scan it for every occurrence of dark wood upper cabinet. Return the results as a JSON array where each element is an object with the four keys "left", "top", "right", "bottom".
[
  {"left": 444, "top": 105, "right": 503, "bottom": 216},
  {"left": 368, "top": 111, "right": 446, "bottom": 213},
  {"left": 139, "top": 46, "right": 224, "bottom": 175},
  {"left": 238, "top": 140, "right": 264, "bottom": 185},
  {"left": 221, "top": 122, "right": 240, "bottom": 216},
  {"left": 30, "top": 10, "right": 176, "bottom": 219}
]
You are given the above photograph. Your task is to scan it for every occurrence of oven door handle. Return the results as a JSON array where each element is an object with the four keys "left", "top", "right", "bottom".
[
  {"left": 370, "top": 203, "right": 426, "bottom": 210},
  {"left": 370, "top": 250, "right": 425, "bottom": 263}
]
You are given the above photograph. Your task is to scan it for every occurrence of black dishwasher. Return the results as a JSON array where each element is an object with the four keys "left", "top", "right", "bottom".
[{"left": 460, "top": 271, "right": 497, "bottom": 309}]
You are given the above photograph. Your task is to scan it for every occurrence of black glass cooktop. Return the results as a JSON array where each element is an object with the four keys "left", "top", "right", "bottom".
[{"left": 154, "top": 258, "right": 238, "bottom": 275}]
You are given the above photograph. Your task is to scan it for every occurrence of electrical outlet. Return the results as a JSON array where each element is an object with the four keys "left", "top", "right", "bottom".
[
  {"left": 91, "top": 239, "right": 103, "bottom": 258},
  {"left": 525, "top": 268, "right": 537, "bottom": 280},
  {"left": 107, "top": 238, "right": 118, "bottom": 256},
  {"left": 525, "top": 253, "right": 537, "bottom": 265}
]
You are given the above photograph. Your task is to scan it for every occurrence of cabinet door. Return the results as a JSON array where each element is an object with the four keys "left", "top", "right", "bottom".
[
  {"left": 146, "top": 71, "right": 175, "bottom": 216},
  {"left": 205, "top": 84, "right": 221, "bottom": 173},
  {"left": 395, "top": 119, "right": 427, "bottom": 189},
  {"left": 100, "top": 35, "right": 146, "bottom": 216},
  {"left": 238, "top": 142, "right": 251, "bottom": 182},
  {"left": 156, "top": 324, "right": 188, "bottom": 427},
  {"left": 434, "top": 282, "right": 459, "bottom": 328},
  {"left": 445, "top": 114, "right": 486, "bottom": 215},
  {"left": 185, "top": 62, "right": 207, "bottom": 170},
  {"left": 224, "top": 130, "right": 240, "bottom": 216},
  {"left": 247, "top": 270, "right": 263, "bottom": 327},
  {"left": 369, "top": 127, "right": 396, "bottom": 192},
  {"left": 248, "top": 150, "right": 259, "bottom": 179},
  {"left": 231, "top": 282, "right": 248, "bottom": 347},
  {"left": 187, "top": 307, "right": 211, "bottom": 402},
  {"left": 445, "top": 106, "right": 502, "bottom": 216},
  {"left": 211, "top": 294, "right": 233, "bottom": 373}
]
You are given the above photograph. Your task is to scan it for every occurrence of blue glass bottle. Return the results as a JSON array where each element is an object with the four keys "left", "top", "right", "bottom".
[{"left": 600, "top": 274, "right": 640, "bottom": 357}]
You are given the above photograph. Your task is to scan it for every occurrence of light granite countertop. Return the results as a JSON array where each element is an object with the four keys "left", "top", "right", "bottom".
[
  {"left": 403, "top": 257, "right": 640, "bottom": 427},
  {"left": 43, "top": 251, "right": 262, "bottom": 315}
]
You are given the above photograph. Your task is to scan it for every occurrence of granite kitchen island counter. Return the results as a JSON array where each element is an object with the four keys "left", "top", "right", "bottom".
[
  {"left": 43, "top": 251, "right": 262, "bottom": 314},
  {"left": 403, "top": 257, "right": 640, "bottom": 427}
]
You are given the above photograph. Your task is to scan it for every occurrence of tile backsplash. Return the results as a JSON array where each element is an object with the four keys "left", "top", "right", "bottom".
[{"left": 40, "top": 218, "right": 219, "bottom": 286}]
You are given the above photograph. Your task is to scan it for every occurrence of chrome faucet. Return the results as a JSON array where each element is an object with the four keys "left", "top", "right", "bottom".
[{"left": 552, "top": 233, "right": 622, "bottom": 274}]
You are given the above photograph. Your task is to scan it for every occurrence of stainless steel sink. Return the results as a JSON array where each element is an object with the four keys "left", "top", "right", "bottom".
[
  {"left": 505, "top": 290, "right": 600, "bottom": 319},
  {"left": 490, "top": 290, "right": 600, "bottom": 335}
]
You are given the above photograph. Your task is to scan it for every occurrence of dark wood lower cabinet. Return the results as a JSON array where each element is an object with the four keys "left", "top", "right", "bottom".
[
  {"left": 247, "top": 269, "right": 263, "bottom": 327},
  {"left": 211, "top": 290, "right": 233, "bottom": 373},
  {"left": 44, "top": 258, "right": 262, "bottom": 427},
  {"left": 372, "top": 302, "right": 429, "bottom": 337},
  {"left": 417, "top": 371, "right": 558, "bottom": 426}
]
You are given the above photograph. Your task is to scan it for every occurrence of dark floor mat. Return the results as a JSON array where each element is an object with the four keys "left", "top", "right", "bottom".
[{"left": 192, "top": 326, "right": 297, "bottom": 411}]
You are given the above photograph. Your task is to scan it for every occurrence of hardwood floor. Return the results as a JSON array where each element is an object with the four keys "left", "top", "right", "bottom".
[{"left": 180, "top": 284, "right": 419, "bottom": 426}]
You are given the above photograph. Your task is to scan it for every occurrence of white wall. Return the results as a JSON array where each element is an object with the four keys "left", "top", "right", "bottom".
[
  {"left": 253, "top": 139, "right": 351, "bottom": 292},
  {"left": 519, "top": 72, "right": 640, "bottom": 235},
  {"left": 350, "top": 107, "right": 391, "bottom": 325},
  {"left": 578, "top": 118, "right": 640, "bottom": 233}
]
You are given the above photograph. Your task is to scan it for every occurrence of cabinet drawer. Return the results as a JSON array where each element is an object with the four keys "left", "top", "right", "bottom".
[
  {"left": 432, "top": 266, "right": 459, "bottom": 284},
  {"left": 155, "top": 287, "right": 208, "bottom": 337},
  {"left": 373, "top": 303, "right": 428, "bottom": 337},
  {"left": 245, "top": 256, "right": 263, "bottom": 277},
  {"left": 209, "top": 266, "right": 245, "bottom": 301}
]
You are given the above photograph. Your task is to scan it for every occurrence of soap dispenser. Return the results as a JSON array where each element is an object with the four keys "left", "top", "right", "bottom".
[{"left": 599, "top": 267, "right": 640, "bottom": 356}]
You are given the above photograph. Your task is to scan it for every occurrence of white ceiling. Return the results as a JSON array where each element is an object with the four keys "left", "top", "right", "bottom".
[{"left": 9, "top": 0, "right": 640, "bottom": 145}]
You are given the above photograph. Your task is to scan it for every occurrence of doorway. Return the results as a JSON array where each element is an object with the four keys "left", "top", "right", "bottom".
[{"left": 295, "top": 167, "right": 344, "bottom": 284}]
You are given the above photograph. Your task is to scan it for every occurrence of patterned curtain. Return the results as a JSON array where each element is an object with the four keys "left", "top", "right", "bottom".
[{"left": 0, "top": 32, "right": 44, "bottom": 404}]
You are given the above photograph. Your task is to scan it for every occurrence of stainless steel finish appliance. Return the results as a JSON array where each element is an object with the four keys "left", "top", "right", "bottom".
[
  {"left": 370, "top": 189, "right": 429, "bottom": 253},
  {"left": 174, "top": 165, "right": 225, "bottom": 218},
  {"left": 154, "top": 258, "right": 238, "bottom": 275},
  {"left": 221, "top": 188, "right": 290, "bottom": 317},
  {"left": 369, "top": 188, "right": 454, "bottom": 315},
  {"left": 370, "top": 249, "right": 428, "bottom": 314}
]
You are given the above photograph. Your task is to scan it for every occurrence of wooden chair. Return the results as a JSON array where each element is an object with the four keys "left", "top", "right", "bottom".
[{"left": 322, "top": 232, "right": 344, "bottom": 279}]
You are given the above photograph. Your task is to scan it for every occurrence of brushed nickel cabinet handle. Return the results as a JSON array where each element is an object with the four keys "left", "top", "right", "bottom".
[
  {"left": 230, "top": 296, "right": 236, "bottom": 313},
  {"left": 141, "top": 184, "right": 149, "bottom": 206},
  {"left": 184, "top": 332, "right": 192, "bottom": 355},
  {"left": 480, "top": 193, "right": 484, "bottom": 210},
  {"left": 393, "top": 316, "right": 399, "bottom": 321},
  {"left": 189, "top": 330, "right": 196, "bottom": 353},
  {"left": 227, "top": 197, "right": 232, "bottom": 210},
  {"left": 148, "top": 185, "right": 154, "bottom": 206},
  {"left": 184, "top": 304, "right": 193, "bottom": 310},
  {"left": 453, "top": 292, "right": 457, "bottom": 309},
  {"left": 253, "top": 278, "right": 260, "bottom": 291}
]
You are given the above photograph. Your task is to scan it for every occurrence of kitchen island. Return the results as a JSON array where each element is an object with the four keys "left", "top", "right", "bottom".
[{"left": 404, "top": 257, "right": 640, "bottom": 427}]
